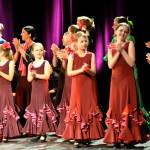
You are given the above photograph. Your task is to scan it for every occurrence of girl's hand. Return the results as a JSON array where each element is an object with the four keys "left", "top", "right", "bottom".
[
  {"left": 116, "top": 43, "right": 123, "bottom": 52},
  {"left": 146, "top": 53, "right": 150, "bottom": 64},
  {"left": 56, "top": 51, "right": 63, "bottom": 60},
  {"left": 145, "top": 41, "right": 150, "bottom": 48},
  {"left": 30, "top": 70, "right": 36, "bottom": 78},
  {"left": 57, "top": 50, "right": 68, "bottom": 60},
  {"left": 81, "top": 63, "right": 89, "bottom": 72},
  {"left": 51, "top": 43, "right": 59, "bottom": 55}
]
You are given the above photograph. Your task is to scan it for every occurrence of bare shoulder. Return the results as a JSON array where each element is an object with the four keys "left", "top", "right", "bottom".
[
  {"left": 87, "top": 51, "right": 95, "bottom": 56},
  {"left": 129, "top": 41, "right": 134, "bottom": 46},
  {"left": 44, "top": 60, "right": 50, "bottom": 65}
]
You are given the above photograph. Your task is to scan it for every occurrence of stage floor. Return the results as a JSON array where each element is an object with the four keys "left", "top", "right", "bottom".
[{"left": 0, "top": 133, "right": 149, "bottom": 150}]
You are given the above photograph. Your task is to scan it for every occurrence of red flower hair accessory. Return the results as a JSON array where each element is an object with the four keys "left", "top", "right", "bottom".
[
  {"left": 77, "top": 20, "right": 84, "bottom": 29},
  {"left": 2, "top": 42, "right": 11, "bottom": 50}
]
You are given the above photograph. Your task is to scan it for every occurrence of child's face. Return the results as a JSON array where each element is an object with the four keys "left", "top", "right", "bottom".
[
  {"left": 62, "top": 34, "right": 69, "bottom": 46},
  {"left": 77, "top": 36, "right": 89, "bottom": 50},
  {"left": 115, "top": 25, "right": 129, "bottom": 41},
  {"left": 112, "top": 20, "right": 119, "bottom": 31},
  {"left": 32, "top": 45, "right": 44, "bottom": 59}
]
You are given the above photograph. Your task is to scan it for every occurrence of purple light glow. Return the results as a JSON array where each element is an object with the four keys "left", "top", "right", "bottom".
[
  {"left": 116, "top": 0, "right": 125, "bottom": 16},
  {"left": 104, "top": 19, "right": 111, "bottom": 54},
  {"left": 70, "top": 0, "right": 73, "bottom": 24},
  {"left": 45, "top": 0, "right": 64, "bottom": 60},
  {"left": 0, "top": 0, "right": 13, "bottom": 42},
  {"left": 95, "top": 31, "right": 104, "bottom": 72}
]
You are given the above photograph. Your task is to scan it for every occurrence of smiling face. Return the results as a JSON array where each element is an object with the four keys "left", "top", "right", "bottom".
[
  {"left": 77, "top": 35, "right": 89, "bottom": 51},
  {"left": 115, "top": 24, "right": 129, "bottom": 41},
  {"left": 32, "top": 43, "right": 45, "bottom": 60}
]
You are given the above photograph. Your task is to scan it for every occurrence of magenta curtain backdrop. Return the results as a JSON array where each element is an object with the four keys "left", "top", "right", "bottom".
[
  {"left": 44, "top": 0, "right": 64, "bottom": 60},
  {"left": 0, "top": 0, "right": 13, "bottom": 42}
]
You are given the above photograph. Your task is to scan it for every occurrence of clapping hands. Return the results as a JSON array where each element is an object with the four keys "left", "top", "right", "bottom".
[
  {"left": 145, "top": 41, "right": 150, "bottom": 48},
  {"left": 146, "top": 53, "right": 150, "bottom": 64},
  {"left": 12, "top": 38, "right": 21, "bottom": 52},
  {"left": 51, "top": 43, "right": 59, "bottom": 55},
  {"left": 57, "top": 50, "right": 68, "bottom": 60},
  {"left": 81, "top": 63, "right": 89, "bottom": 72}
]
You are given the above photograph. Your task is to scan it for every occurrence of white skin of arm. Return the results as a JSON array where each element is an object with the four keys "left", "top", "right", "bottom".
[
  {"left": 51, "top": 43, "right": 59, "bottom": 67},
  {"left": 108, "top": 45, "right": 121, "bottom": 69},
  {"left": 51, "top": 44, "right": 68, "bottom": 69},
  {"left": 52, "top": 55, "right": 58, "bottom": 68},
  {"left": 27, "top": 63, "right": 34, "bottom": 82},
  {"left": 120, "top": 41, "right": 135, "bottom": 67},
  {"left": 67, "top": 54, "right": 83, "bottom": 76},
  {"left": 13, "top": 50, "right": 19, "bottom": 63},
  {"left": 0, "top": 60, "right": 15, "bottom": 81}
]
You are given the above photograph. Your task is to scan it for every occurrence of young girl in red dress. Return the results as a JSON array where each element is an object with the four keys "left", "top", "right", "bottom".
[
  {"left": 62, "top": 31, "right": 104, "bottom": 147},
  {"left": 51, "top": 30, "right": 78, "bottom": 137},
  {"left": 22, "top": 42, "right": 57, "bottom": 142},
  {"left": 0, "top": 42, "right": 21, "bottom": 142},
  {"left": 104, "top": 23, "right": 145, "bottom": 148}
]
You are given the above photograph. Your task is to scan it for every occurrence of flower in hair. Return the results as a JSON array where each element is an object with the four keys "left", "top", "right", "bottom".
[
  {"left": 77, "top": 20, "right": 84, "bottom": 29},
  {"left": 2, "top": 42, "right": 11, "bottom": 50}
]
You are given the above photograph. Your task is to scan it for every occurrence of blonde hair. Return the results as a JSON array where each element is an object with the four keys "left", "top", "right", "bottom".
[
  {"left": 116, "top": 22, "right": 131, "bottom": 33},
  {"left": 0, "top": 23, "right": 4, "bottom": 37},
  {"left": 75, "top": 31, "right": 89, "bottom": 41},
  {"left": 0, "top": 44, "right": 13, "bottom": 60},
  {"left": 0, "top": 23, "right": 4, "bottom": 32},
  {"left": 77, "top": 16, "right": 95, "bottom": 31},
  {"left": 68, "top": 24, "right": 80, "bottom": 33},
  {"left": 31, "top": 42, "right": 45, "bottom": 57},
  {"left": 114, "top": 16, "right": 127, "bottom": 23}
]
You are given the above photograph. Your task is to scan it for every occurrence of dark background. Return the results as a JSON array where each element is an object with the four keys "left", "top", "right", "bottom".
[{"left": 0, "top": 0, "right": 150, "bottom": 112}]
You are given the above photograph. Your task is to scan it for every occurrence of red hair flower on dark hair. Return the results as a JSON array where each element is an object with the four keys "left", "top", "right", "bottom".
[{"left": 2, "top": 42, "right": 11, "bottom": 50}]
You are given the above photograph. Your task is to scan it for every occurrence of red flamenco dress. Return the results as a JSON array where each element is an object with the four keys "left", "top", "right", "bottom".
[
  {"left": 22, "top": 61, "right": 57, "bottom": 135},
  {"left": 56, "top": 72, "right": 71, "bottom": 136},
  {"left": 62, "top": 52, "right": 104, "bottom": 141},
  {"left": 56, "top": 47, "right": 73, "bottom": 137},
  {"left": 0, "top": 61, "right": 21, "bottom": 139},
  {"left": 104, "top": 43, "right": 145, "bottom": 144}
]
